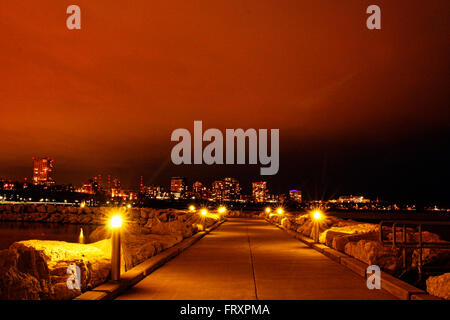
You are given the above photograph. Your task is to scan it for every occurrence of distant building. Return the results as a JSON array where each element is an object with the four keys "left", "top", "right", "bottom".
[
  {"left": 223, "top": 177, "right": 241, "bottom": 201},
  {"left": 337, "top": 195, "right": 370, "bottom": 203},
  {"left": 93, "top": 174, "right": 103, "bottom": 190},
  {"left": 110, "top": 178, "right": 121, "bottom": 197},
  {"left": 75, "top": 180, "right": 97, "bottom": 194},
  {"left": 252, "top": 181, "right": 267, "bottom": 202},
  {"left": 192, "top": 181, "right": 203, "bottom": 195},
  {"left": 289, "top": 190, "right": 302, "bottom": 203},
  {"left": 211, "top": 178, "right": 241, "bottom": 201},
  {"left": 277, "top": 193, "right": 287, "bottom": 203},
  {"left": 192, "top": 181, "right": 209, "bottom": 200},
  {"left": 141, "top": 185, "right": 164, "bottom": 198},
  {"left": 1, "top": 179, "right": 15, "bottom": 190},
  {"left": 211, "top": 180, "right": 225, "bottom": 201},
  {"left": 32, "top": 157, "right": 54, "bottom": 186},
  {"left": 170, "top": 177, "right": 186, "bottom": 199}
]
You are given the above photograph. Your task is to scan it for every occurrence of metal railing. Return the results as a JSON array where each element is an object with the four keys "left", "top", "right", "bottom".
[{"left": 379, "top": 220, "right": 450, "bottom": 280}]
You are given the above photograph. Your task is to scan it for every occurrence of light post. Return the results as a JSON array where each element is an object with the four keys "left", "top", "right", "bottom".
[
  {"left": 312, "top": 210, "right": 323, "bottom": 243},
  {"left": 110, "top": 215, "right": 123, "bottom": 281},
  {"left": 198, "top": 209, "right": 208, "bottom": 231}
]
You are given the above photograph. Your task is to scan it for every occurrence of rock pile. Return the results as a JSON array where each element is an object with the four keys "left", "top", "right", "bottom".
[
  {"left": 89, "top": 210, "right": 222, "bottom": 270},
  {"left": 263, "top": 211, "right": 450, "bottom": 299},
  {"left": 426, "top": 273, "right": 450, "bottom": 300},
  {"left": 0, "top": 206, "right": 224, "bottom": 299},
  {"left": 0, "top": 240, "right": 110, "bottom": 300}
]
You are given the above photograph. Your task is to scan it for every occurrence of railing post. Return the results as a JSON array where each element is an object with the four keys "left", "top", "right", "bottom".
[
  {"left": 393, "top": 222, "right": 397, "bottom": 248},
  {"left": 111, "top": 228, "right": 121, "bottom": 281},
  {"left": 402, "top": 224, "right": 407, "bottom": 268},
  {"left": 379, "top": 221, "right": 384, "bottom": 243},
  {"left": 418, "top": 224, "right": 423, "bottom": 281}
]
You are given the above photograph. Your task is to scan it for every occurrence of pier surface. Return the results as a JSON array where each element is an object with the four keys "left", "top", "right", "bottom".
[{"left": 116, "top": 218, "right": 395, "bottom": 300}]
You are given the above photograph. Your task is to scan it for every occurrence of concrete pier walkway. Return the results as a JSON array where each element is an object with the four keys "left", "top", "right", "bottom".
[{"left": 116, "top": 218, "right": 395, "bottom": 300}]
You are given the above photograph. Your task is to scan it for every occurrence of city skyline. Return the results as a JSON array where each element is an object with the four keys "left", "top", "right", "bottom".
[
  {"left": 0, "top": 154, "right": 448, "bottom": 205},
  {"left": 0, "top": 155, "right": 446, "bottom": 211}
]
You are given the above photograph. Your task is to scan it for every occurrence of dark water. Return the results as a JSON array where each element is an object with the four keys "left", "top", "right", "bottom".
[{"left": 0, "top": 222, "right": 98, "bottom": 250}]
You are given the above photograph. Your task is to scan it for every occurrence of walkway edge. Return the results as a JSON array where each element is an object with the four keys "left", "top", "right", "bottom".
[
  {"left": 269, "top": 220, "right": 441, "bottom": 300},
  {"left": 74, "top": 218, "right": 226, "bottom": 300}
]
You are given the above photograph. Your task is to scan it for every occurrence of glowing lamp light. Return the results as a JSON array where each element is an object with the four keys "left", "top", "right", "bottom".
[
  {"left": 265, "top": 207, "right": 271, "bottom": 213},
  {"left": 80, "top": 202, "right": 86, "bottom": 208},
  {"left": 110, "top": 215, "right": 123, "bottom": 229},
  {"left": 313, "top": 210, "right": 323, "bottom": 221},
  {"left": 218, "top": 206, "right": 226, "bottom": 214},
  {"left": 277, "top": 207, "right": 284, "bottom": 215},
  {"left": 127, "top": 204, "right": 132, "bottom": 209},
  {"left": 189, "top": 205, "right": 196, "bottom": 212},
  {"left": 201, "top": 209, "right": 208, "bottom": 216}
]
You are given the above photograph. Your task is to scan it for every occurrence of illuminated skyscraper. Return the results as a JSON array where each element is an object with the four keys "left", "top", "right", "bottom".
[
  {"left": 252, "top": 181, "right": 267, "bottom": 202},
  {"left": 170, "top": 177, "right": 186, "bottom": 199},
  {"left": 192, "top": 181, "right": 209, "bottom": 200},
  {"left": 211, "top": 180, "right": 225, "bottom": 201},
  {"left": 192, "top": 181, "right": 203, "bottom": 195},
  {"left": 223, "top": 177, "right": 241, "bottom": 200},
  {"left": 289, "top": 190, "right": 302, "bottom": 203},
  {"left": 210, "top": 178, "right": 241, "bottom": 201},
  {"left": 32, "top": 157, "right": 54, "bottom": 186}
]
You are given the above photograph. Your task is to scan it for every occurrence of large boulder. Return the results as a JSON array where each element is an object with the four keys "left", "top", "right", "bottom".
[
  {"left": 344, "top": 240, "right": 402, "bottom": 273},
  {"left": 426, "top": 273, "right": 450, "bottom": 300},
  {"left": 0, "top": 240, "right": 111, "bottom": 300},
  {"left": 47, "top": 206, "right": 56, "bottom": 214},
  {"left": 144, "top": 216, "right": 195, "bottom": 238},
  {"left": 121, "top": 233, "right": 182, "bottom": 270},
  {"left": 331, "top": 231, "right": 379, "bottom": 252},
  {"left": 411, "top": 232, "right": 450, "bottom": 268},
  {"left": 88, "top": 223, "right": 185, "bottom": 271}
]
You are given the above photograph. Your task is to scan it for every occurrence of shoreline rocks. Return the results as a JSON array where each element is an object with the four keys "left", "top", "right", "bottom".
[
  {"left": 0, "top": 239, "right": 111, "bottom": 300},
  {"left": 262, "top": 211, "right": 450, "bottom": 299},
  {"left": 426, "top": 273, "right": 450, "bottom": 300},
  {"left": 0, "top": 205, "right": 224, "bottom": 300}
]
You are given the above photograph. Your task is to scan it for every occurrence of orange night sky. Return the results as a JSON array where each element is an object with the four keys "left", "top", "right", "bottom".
[{"left": 0, "top": 1, "right": 449, "bottom": 202}]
